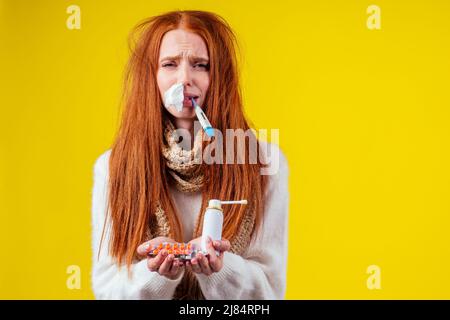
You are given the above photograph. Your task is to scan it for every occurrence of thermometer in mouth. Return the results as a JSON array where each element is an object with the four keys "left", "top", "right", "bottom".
[{"left": 190, "top": 97, "right": 215, "bottom": 137}]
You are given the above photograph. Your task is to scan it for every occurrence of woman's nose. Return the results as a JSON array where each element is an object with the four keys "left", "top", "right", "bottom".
[{"left": 177, "top": 63, "right": 193, "bottom": 85}]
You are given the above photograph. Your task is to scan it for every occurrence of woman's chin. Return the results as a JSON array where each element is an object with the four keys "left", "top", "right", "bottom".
[{"left": 167, "top": 106, "right": 197, "bottom": 120}]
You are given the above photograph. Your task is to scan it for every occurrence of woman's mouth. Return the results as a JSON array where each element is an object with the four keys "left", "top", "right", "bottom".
[{"left": 183, "top": 96, "right": 199, "bottom": 107}]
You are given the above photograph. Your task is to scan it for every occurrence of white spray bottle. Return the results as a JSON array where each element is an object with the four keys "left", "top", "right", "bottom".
[{"left": 201, "top": 199, "right": 248, "bottom": 255}]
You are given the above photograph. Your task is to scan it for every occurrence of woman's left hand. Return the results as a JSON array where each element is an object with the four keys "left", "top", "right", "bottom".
[{"left": 186, "top": 236, "right": 231, "bottom": 275}]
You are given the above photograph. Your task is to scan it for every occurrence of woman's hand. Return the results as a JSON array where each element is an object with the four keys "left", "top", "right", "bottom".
[
  {"left": 186, "top": 236, "right": 231, "bottom": 276},
  {"left": 136, "top": 236, "right": 184, "bottom": 280}
]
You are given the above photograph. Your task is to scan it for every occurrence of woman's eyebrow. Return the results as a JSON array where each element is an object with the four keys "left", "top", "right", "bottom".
[
  {"left": 159, "top": 55, "right": 209, "bottom": 63},
  {"left": 190, "top": 56, "right": 209, "bottom": 63}
]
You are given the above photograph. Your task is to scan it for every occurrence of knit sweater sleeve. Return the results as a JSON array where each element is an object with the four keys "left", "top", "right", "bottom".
[
  {"left": 195, "top": 143, "right": 290, "bottom": 299},
  {"left": 90, "top": 150, "right": 184, "bottom": 300}
]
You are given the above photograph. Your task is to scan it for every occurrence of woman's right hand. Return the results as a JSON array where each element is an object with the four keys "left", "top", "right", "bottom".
[{"left": 136, "top": 236, "right": 184, "bottom": 280}]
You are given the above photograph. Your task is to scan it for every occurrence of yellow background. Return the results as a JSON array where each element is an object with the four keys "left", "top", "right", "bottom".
[{"left": 1, "top": 0, "right": 449, "bottom": 299}]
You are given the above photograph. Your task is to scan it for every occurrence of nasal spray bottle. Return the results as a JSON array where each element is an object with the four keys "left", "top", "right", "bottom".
[{"left": 201, "top": 199, "right": 248, "bottom": 255}]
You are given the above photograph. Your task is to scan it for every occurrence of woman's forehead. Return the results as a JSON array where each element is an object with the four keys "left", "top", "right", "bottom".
[{"left": 159, "top": 29, "right": 208, "bottom": 59}]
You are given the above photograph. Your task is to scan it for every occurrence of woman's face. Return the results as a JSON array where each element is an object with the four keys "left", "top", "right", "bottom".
[{"left": 157, "top": 28, "right": 210, "bottom": 120}]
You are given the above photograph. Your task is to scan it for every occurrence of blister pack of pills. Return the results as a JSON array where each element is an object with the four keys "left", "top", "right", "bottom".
[{"left": 147, "top": 242, "right": 208, "bottom": 261}]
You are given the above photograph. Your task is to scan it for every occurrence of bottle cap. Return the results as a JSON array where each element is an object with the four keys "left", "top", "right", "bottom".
[
  {"left": 207, "top": 199, "right": 248, "bottom": 210},
  {"left": 207, "top": 199, "right": 223, "bottom": 210}
]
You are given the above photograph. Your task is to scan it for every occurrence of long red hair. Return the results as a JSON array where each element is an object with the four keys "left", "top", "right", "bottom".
[{"left": 103, "top": 10, "right": 268, "bottom": 267}]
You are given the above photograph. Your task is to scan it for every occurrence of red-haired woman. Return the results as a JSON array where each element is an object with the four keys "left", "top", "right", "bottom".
[{"left": 91, "top": 10, "right": 289, "bottom": 300}]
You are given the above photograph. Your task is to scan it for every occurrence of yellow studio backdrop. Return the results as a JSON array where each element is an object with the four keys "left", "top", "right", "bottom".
[{"left": 1, "top": 0, "right": 449, "bottom": 299}]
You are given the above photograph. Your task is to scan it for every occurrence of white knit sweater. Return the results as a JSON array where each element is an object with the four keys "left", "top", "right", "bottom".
[{"left": 91, "top": 142, "right": 289, "bottom": 299}]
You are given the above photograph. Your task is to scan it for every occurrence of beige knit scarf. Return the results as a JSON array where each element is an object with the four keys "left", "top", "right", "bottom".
[{"left": 146, "top": 117, "right": 256, "bottom": 300}]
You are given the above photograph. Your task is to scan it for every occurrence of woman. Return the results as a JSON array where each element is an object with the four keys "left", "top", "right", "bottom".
[{"left": 91, "top": 10, "right": 289, "bottom": 300}]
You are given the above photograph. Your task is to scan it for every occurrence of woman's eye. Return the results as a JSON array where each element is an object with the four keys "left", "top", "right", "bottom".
[
  {"left": 162, "top": 63, "right": 176, "bottom": 68},
  {"left": 194, "top": 63, "right": 209, "bottom": 70}
]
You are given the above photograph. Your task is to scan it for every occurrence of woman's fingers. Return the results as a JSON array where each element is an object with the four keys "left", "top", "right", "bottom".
[
  {"left": 147, "top": 250, "right": 184, "bottom": 279},
  {"left": 205, "top": 239, "right": 222, "bottom": 272},
  {"left": 212, "top": 238, "right": 231, "bottom": 252},
  {"left": 189, "top": 258, "right": 202, "bottom": 274},
  {"left": 137, "top": 237, "right": 176, "bottom": 256},
  {"left": 197, "top": 252, "right": 212, "bottom": 275},
  {"left": 137, "top": 241, "right": 153, "bottom": 256},
  {"left": 159, "top": 253, "right": 175, "bottom": 275},
  {"left": 169, "top": 259, "right": 181, "bottom": 278},
  {"left": 185, "top": 237, "right": 227, "bottom": 275},
  {"left": 147, "top": 250, "right": 167, "bottom": 272}
]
